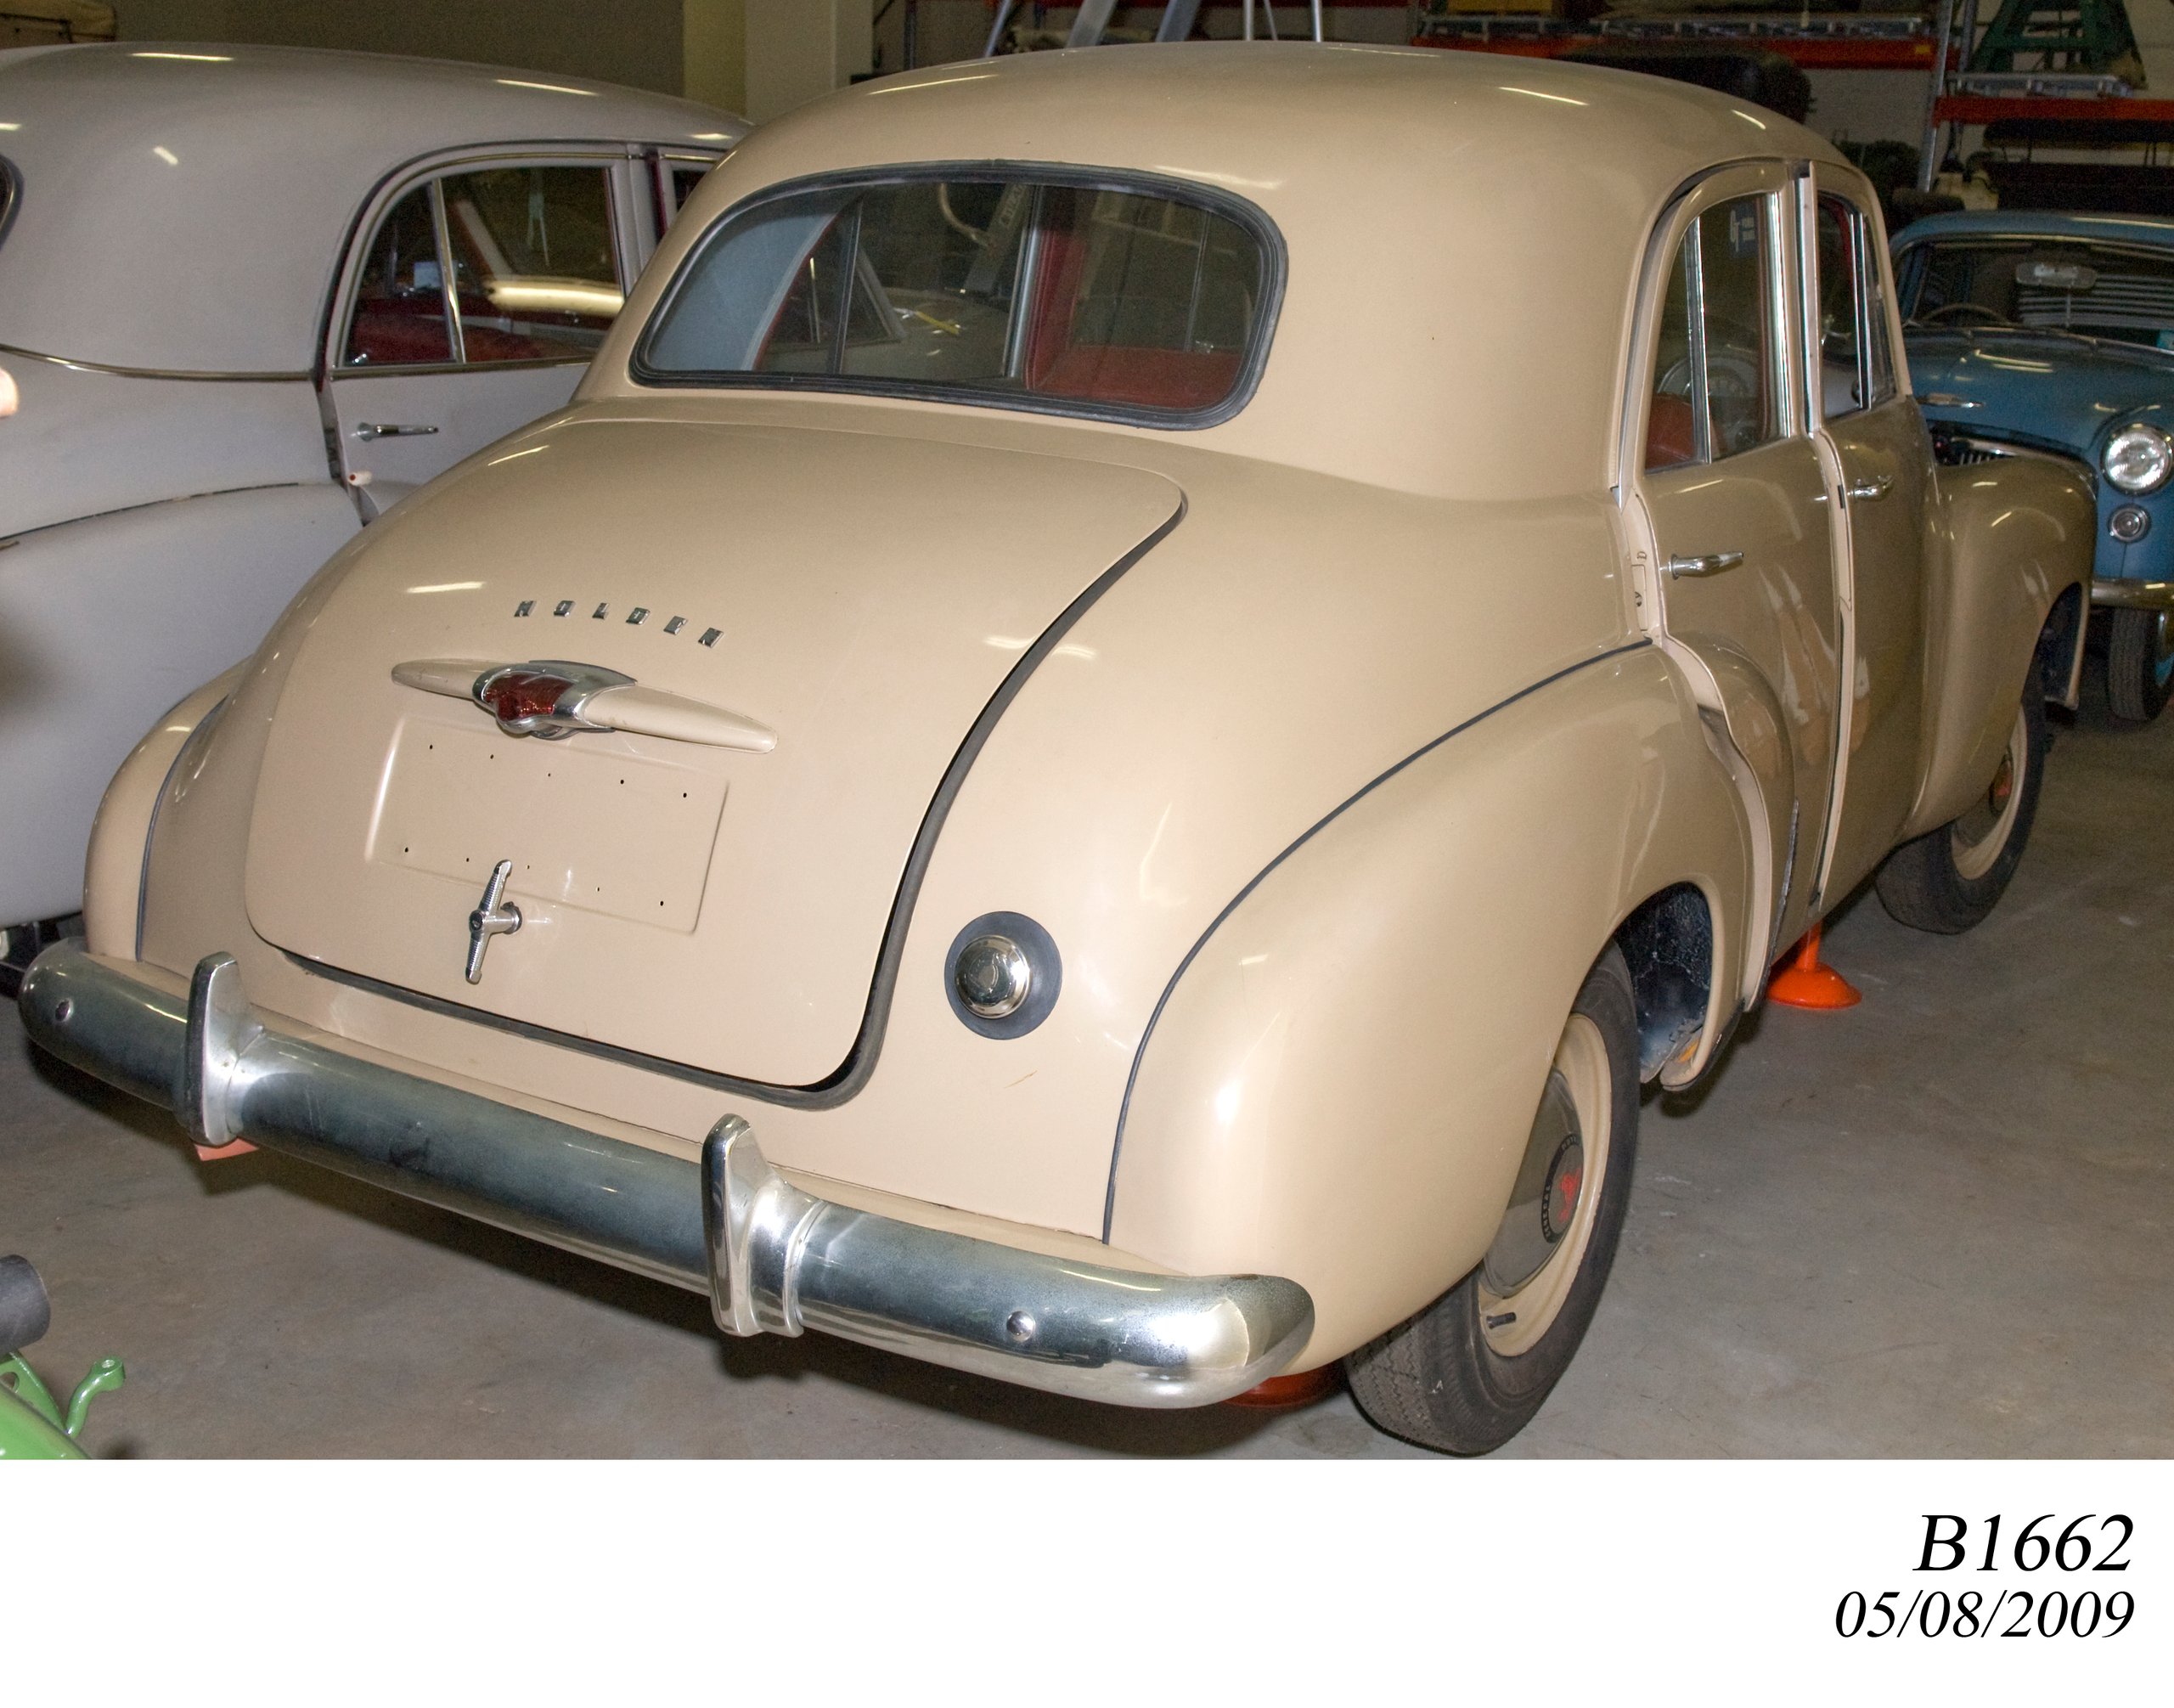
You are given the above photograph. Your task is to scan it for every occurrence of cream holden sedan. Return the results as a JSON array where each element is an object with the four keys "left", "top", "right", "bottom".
[
  {"left": 20, "top": 44, "right": 2092, "bottom": 1454},
  {"left": 0, "top": 43, "right": 741, "bottom": 978}
]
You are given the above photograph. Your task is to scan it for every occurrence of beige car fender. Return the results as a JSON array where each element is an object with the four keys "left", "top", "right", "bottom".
[
  {"left": 1905, "top": 456, "right": 2093, "bottom": 839},
  {"left": 1105, "top": 644, "right": 1754, "bottom": 1366}
]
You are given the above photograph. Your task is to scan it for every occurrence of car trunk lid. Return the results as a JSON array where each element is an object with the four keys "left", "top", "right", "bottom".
[{"left": 243, "top": 414, "right": 1182, "bottom": 1086}]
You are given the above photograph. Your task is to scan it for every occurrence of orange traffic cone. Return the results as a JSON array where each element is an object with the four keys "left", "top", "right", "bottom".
[{"left": 1766, "top": 922, "right": 1861, "bottom": 1010}]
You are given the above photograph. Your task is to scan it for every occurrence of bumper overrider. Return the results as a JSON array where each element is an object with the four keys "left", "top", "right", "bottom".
[
  {"left": 2091, "top": 577, "right": 2174, "bottom": 611},
  {"left": 19, "top": 944, "right": 1313, "bottom": 1406}
]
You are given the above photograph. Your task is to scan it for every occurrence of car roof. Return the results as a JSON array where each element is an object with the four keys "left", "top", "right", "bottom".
[
  {"left": 1895, "top": 208, "right": 2174, "bottom": 251},
  {"left": 0, "top": 43, "right": 746, "bottom": 373},
  {"left": 602, "top": 42, "right": 1852, "bottom": 499}
]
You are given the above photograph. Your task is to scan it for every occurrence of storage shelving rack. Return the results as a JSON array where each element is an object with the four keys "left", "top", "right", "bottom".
[{"left": 1413, "top": 2, "right": 2174, "bottom": 197}]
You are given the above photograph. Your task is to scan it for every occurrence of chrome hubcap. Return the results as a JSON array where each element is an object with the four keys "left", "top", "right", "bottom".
[
  {"left": 1478, "top": 1014, "right": 1614, "bottom": 1357},
  {"left": 1951, "top": 705, "right": 2027, "bottom": 882},
  {"left": 1483, "top": 1071, "right": 1581, "bottom": 1297}
]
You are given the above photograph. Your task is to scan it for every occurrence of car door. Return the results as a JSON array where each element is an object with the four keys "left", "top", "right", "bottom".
[
  {"left": 325, "top": 153, "right": 647, "bottom": 510},
  {"left": 1807, "top": 173, "right": 1935, "bottom": 901},
  {"left": 1630, "top": 165, "right": 1845, "bottom": 965}
]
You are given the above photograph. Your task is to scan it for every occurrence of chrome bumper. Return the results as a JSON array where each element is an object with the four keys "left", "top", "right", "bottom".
[
  {"left": 18, "top": 944, "right": 1312, "bottom": 1407},
  {"left": 2092, "top": 577, "right": 2174, "bottom": 612}
]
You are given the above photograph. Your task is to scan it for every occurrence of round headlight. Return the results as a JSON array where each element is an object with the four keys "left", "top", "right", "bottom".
[
  {"left": 955, "top": 933, "right": 1031, "bottom": 1020},
  {"left": 944, "top": 911, "right": 1062, "bottom": 1038},
  {"left": 2103, "top": 423, "right": 2174, "bottom": 495}
]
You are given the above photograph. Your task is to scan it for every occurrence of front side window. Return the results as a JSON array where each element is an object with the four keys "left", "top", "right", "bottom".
[
  {"left": 1646, "top": 194, "right": 1783, "bottom": 471},
  {"left": 636, "top": 173, "right": 1276, "bottom": 424},
  {"left": 342, "top": 164, "right": 623, "bottom": 369},
  {"left": 1900, "top": 236, "right": 2174, "bottom": 351}
]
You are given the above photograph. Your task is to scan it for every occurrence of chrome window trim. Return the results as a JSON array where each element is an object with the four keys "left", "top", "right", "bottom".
[
  {"left": 1616, "top": 158, "right": 1802, "bottom": 492},
  {"left": 427, "top": 177, "right": 466, "bottom": 365},
  {"left": 628, "top": 161, "right": 1289, "bottom": 433},
  {"left": 326, "top": 355, "right": 591, "bottom": 380},
  {"left": 0, "top": 340, "right": 311, "bottom": 383}
]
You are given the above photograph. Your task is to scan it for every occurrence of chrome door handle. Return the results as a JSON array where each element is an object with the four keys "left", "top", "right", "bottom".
[
  {"left": 1847, "top": 474, "right": 1894, "bottom": 501},
  {"left": 1664, "top": 550, "right": 1745, "bottom": 578},
  {"left": 353, "top": 422, "right": 440, "bottom": 441}
]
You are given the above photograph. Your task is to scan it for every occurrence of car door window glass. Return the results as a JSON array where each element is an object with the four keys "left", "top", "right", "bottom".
[
  {"left": 1647, "top": 243, "right": 1701, "bottom": 471},
  {"left": 1816, "top": 198, "right": 1866, "bottom": 420},
  {"left": 1862, "top": 235, "right": 1897, "bottom": 405},
  {"left": 672, "top": 164, "right": 711, "bottom": 217},
  {"left": 1644, "top": 194, "right": 1781, "bottom": 471},
  {"left": 343, "top": 184, "right": 453, "bottom": 367},
  {"left": 441, "top": 166, "right": 623, "bottom": 363},
  {"left": 1696, "top": 197, "right": 1780, "bottom": 459}
]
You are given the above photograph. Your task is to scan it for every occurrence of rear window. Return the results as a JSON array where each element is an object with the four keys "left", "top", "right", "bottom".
[{"left": 634, "top": 172, "right": 1280, "bottom": 426}]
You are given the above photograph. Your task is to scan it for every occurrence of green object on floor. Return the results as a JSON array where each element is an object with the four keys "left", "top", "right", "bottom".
[{"left": 0, "top": 1351, "right": 124, "bottom": 1459}]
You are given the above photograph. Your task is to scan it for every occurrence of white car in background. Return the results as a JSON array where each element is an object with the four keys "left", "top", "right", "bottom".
[{"left": 0, "top": 43, "right": 743, "bottom": 983}]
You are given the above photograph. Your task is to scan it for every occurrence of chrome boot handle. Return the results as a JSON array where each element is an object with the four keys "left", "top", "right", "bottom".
[
  {"left": 1847, "top": 474, "right": 1894, "bottom": 501},
  {"left": 1664, "top": 550, "right": 1745, "bottom": 578},
  {"left": 353, "top": 422, "right": 440, "bottom": 441}
]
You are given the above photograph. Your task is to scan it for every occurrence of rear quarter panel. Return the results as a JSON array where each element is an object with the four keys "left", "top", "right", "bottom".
[{"left": 1109, "top": 645, "right": 1753, "bottom": 1364}]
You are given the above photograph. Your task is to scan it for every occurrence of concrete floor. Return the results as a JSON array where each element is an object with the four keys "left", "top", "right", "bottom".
[{"left": 6, "top": 674, "right": 2171, "bottom": 1458}]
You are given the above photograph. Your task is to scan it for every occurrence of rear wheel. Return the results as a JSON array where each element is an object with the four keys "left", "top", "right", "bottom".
[
  {"left": 1344, "top": 945, "right": 1638, "bottom": 1456},
  {"left": 2106, "top": 606, "right": 2174, "bottom": 724},
  {"left": 1875, "top": 660, "right": 2047, "bottom": 934}
]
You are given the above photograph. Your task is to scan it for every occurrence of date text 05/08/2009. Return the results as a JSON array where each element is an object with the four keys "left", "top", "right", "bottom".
[{"left": 1836, "top": 1514, "right": 2136, "bottom": 1642}]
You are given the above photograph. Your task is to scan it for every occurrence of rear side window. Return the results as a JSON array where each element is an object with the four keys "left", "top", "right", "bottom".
[
  {"left": 635, "top": 172, "right": 1279, "bottom": 426},
  {"left": 346, "top": 184, "right": 454, "bottom": 366},
  {"left": 342, "top": 165, "right": 624, "bottom": 369},
  {"left": 1645, "top": 194, "right": 1783, "bottom": 471}
]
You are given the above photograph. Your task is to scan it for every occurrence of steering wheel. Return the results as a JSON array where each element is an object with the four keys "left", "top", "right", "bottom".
[{"left": 1921, "top": 301, "right": 2013, "bottom": 328}]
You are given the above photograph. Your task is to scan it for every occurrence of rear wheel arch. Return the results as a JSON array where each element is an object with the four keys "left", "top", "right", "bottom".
[{"left": 1612, "top": 879, "right": 1721, "bottom": 1088}]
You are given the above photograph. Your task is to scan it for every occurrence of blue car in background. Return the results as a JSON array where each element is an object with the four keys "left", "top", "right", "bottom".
[{"left": 1895, "top": 211, "right": 2174, "bottom": 721}]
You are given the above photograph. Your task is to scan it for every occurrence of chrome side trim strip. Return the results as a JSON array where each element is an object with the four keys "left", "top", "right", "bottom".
[
  {"left": 20, "top": 943, "right": 1313, "bottom": 1407},
  {"left": 0, "top": 341, "right": 312, "bottom": 383}
]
